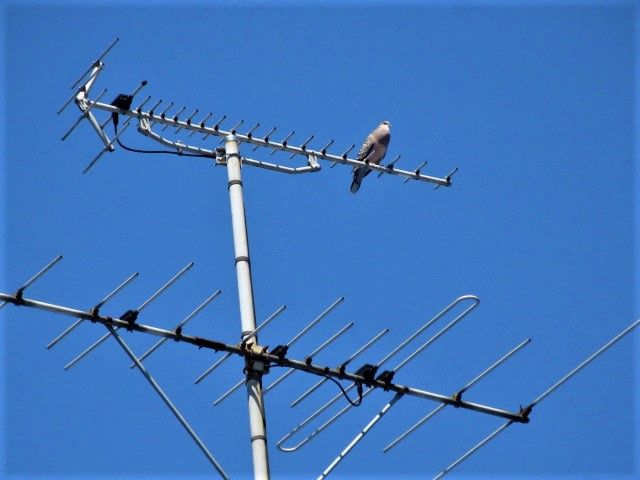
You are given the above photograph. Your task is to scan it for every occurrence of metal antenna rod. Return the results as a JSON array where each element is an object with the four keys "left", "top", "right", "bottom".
[
  {"left": 204, "top": 115, "right": 226, "bottom": 139},
  {"left": 224, "top": 135, "right": 270, "bottom": 479},
  {"left": 243, "top": 305, "right": 287, "bottom": 343},
  {"left": 158, "top": 102, "right": 174, "bottom": 118},
  {"left": 162, "top": 106, "right": 185, "bottom": 131},
  {"left": 194, "top": 304, "right": 286, "bottom": 384},
  {"left": 288, "top": 297, "right": 345, "bottom": 348},
  {"left": 433, "top": 420, "right": 513, "bottom": 480},
  {"left": 217, "top": 120, "right": 245, "bottom": 144},
  {"left": 46, "top": 271, "right": 139, "bottom": 349},
  {"left": 190, "top": 113, "right": 212, "bottom": 137},
  {"left": 148, "top": 99, "right": 163, "bottom": 115},
  {"left": 318, "top": 393, "right": 404, "bottom": 480},
  {"left": 128, "top": 289, "right": 222, "bottom": 368},
  {"left": 433, "top": 316, "right": 640, "bottom": 479},
  {"left": 92, "top": 272, "right": 141, "bottom": 313},
  {"left": 529, "top": 317, "right": 640, "bottom": 407},
  {"left": 59, "top": 63, "right": 105, "bottom": 115},
  {"left": 263, "top": 322, "right": 354, "bottom": 395},
  {"left": 106, "top": 324, "right": 229, "bottom": 479},
  {"left": 134, "top": 95, "right": 152, "bottom": 113},
  {"left": 254, "top": 126, "right": 276, "bottom": 150},
  {"left": 290, "top": 328, "right": 389, "bottom": 408},
  {"left": 434, "top": 167, "right": 459, "bottom": 190},
  {"left": 230, "top": 119, "right": 245, "bottom": 133},
  {"left": 403, "top": 161, "right": 427, "bottom": 184},
  {"left": 289, "top": 135, "right": 314, "bottom": 158},
  {"left": 245, "top": 123, "right": 261, "bottom": 138},
  {"left": 271, "top": 131, "right": 294, "bottom": 155},
  {"left": 194, "top": 352, "right": 233, "bottom": 384},
  {"left": 176, "top": 109, "right": 199, "bottom": 133},
  {"left": 320, "top": 139, "right": 334, "bottom": 154},
  {"left": 61, "top": 89, "right": 108, "bottom": 141},
  {"left": 138, "top": 262, "right": 194, "bottom": 312},
  {"left": 0, "top": 255, "right": 63, "bottom": 310},
  {"left": 393, "top": 404, "right": 447, "bottom": 451},
  {"left": 213, "top": 378, "right": 246, "bottom": 406},
  {"left": 16, "top": 254, "right": 62, "bottom": 291},
  {"left": 378, "top": 155, "right": 401, "bottom": 177},
  {"left": 63, "top": 262, "right": 193, "bottom": 370},
  {"left": 384, "top": 338, "right": 531, "bottom": 452},
  {"left": 379, "top": 295, "right": 479, "bottom": 368},
  {"left": 391, "top": 297, "right": 480, "bottom": 372},
  {"left": 82, "top": 122, "right": 130, "bottom": 174},
  {"left": 333, "top": 145, "right": 355, "bottom": 167},
  {"left": 70, "top": 37, "right": 119, "bottom": 90}
]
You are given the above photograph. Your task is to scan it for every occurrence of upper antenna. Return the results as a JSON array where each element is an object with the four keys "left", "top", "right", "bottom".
[{"left": 58, "top": 40, "right": 456, "bottom": 188}]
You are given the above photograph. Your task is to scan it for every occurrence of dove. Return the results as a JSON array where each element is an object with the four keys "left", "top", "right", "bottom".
[{"left": 351, "top": 121, "right": 391, "bottom": 193}]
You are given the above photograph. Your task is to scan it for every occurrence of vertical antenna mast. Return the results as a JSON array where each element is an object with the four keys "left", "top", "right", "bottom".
[{"left": 224, "top": 134, "right": 270, "bottom": 479}]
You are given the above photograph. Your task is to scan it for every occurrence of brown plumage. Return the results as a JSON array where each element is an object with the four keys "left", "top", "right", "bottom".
[{"left": 351, "top": 121, "right": 391, "bottom": 193}]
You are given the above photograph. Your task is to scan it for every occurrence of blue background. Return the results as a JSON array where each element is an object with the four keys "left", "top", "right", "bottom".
[{"left": 1, "top": 2, "right": 638, "bottom": 479}]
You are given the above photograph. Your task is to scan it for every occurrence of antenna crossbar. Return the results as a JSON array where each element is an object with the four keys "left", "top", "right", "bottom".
[{"left": 0, "top": 290, "right": 528, "bottom": 424}]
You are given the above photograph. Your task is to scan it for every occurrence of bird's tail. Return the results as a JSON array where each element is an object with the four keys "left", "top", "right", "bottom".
[{"left": 350, "top": 169, "right": 363, "bottom": 193}]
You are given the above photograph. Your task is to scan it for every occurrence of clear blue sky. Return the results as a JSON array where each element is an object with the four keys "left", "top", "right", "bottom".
[{"left": 1, "top": 2, "right": 638, "bottom": 479}]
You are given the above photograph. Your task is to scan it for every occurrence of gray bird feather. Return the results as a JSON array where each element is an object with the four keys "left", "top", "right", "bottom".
[{"left": 351, "top": 121, "right": 391, "bottom": 193}]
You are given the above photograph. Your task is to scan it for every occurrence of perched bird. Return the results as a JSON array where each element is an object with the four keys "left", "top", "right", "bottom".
[{"left": 350, "top": 121, "right": 391, "bottom": 193}]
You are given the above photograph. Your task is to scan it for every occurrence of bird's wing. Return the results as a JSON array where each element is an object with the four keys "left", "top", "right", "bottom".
[
  {"left": 357, "top": 125, "right": 391, "bottom": 165},
  {"left": 357, "top": 132, "right": 377, "bottom": 161}
]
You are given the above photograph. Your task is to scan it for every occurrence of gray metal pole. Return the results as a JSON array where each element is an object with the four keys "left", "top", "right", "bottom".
[
  {"left": 106, "top": 324, "right": 229, "bottom": 479},
  {"left": 225, "top": 134, "right": 270, "bottom": 479}
]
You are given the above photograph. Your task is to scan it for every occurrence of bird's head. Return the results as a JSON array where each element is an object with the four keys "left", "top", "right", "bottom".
[{"left": 380, "top": 120, "right": 391, "bottom": 130}]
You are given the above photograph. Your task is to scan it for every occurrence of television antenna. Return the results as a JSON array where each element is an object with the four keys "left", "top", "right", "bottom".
[{"left": 3, "top": 38, "right": 638, "bottom": 479}]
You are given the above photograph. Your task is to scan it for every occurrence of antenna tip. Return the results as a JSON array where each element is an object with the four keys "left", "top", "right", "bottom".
[{"left": 141, "top": 80, "right": 148, "bottom": 86}]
